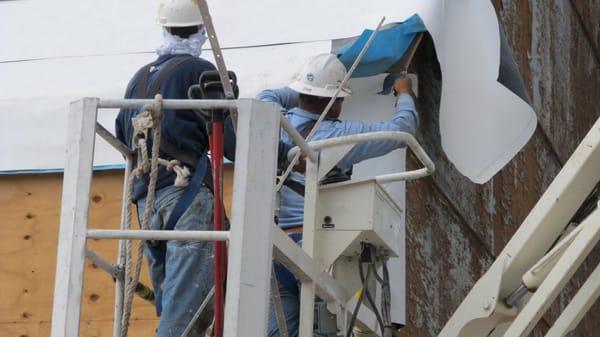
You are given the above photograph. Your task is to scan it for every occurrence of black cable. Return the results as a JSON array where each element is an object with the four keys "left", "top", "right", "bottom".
[
  {"left": 359, "top": 261, "right": 385, "bottom": 335},
  {"left": 346, "top": 261, "right": 370, "bottom": 337},
  {"left": 571, "top": 182, "right": 599, "bottom": 224},
  {"left": 381, "top": 260, "right": 395, "bottom": 337},
  {"left": 372, "top": 264, "right": 385, "bottom": 284},
  {"left": 547, "top": 181, "right": 599, "bottom": 252}
]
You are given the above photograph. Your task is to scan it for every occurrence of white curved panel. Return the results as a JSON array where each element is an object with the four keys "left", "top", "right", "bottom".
[
  {"left": 0, "top": 42, "right": 330, "bottom": 171},
  {"left": 1, "top": 0, "right": 536, "bottom": 183},
  {"left": 0, "top": 0, "right": 443, "bottom": 61},
  {"left": 437, "top": 1, "right": 536, "bottom": 183}
]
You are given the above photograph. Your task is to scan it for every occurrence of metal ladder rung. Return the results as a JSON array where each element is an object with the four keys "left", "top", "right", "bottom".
[{"left": 86, "top": 229, "right": 230, "bottom": 241}]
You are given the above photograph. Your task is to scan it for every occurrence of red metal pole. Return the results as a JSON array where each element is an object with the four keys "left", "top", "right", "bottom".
[{"left": 210, "top": 119, "right": 226, "bottom": 337}]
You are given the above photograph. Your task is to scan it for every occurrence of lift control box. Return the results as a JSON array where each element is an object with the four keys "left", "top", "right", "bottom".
[{"left": 313, "top": 178, "right": 403, "bottom": 268}]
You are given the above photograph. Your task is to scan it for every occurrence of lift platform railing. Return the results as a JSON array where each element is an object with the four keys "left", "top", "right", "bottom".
[
  {"left": 51, "top": 97, "right": 281, "bottom": 337},
  {"left": 287, "top": 130, "right": 435, "bottom": 337},
  {"left": 54, "top": 96, "right": 414, "bottom": 337},
  {"left": 288, "top": 130, "right": 435, "bottom": 183},
  {"left": 52, "top": 98, "right": 368, "bottom": 337}
]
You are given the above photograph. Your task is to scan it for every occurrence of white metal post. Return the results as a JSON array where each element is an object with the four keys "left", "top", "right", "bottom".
[
  {"left": 299, "top": 157, "right": 320, "bottom": 337},
  {"left": 271, "top": 226, "right": 379, "bottom": 334},
  {"left": 51, "top": 98, "right": 99, "bottom": 337},
  {"left": 223, "top": 99, "right": 281, "bottom": 337}
]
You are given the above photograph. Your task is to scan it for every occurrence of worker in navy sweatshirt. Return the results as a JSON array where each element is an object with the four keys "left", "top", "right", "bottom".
[
  {"left": 115, "top": 1, "right": 299, "bottom": 335},
  {"left": 115, "top": 1, "right": 215, "bottom": 336}
]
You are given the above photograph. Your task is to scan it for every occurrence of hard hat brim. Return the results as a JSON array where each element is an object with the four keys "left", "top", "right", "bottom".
[
  {"left": 158, "top": 20, "right": 204, "bottom": 27},
  {"left": 289, "top": 81, "right": 352, "bottom": 98}
]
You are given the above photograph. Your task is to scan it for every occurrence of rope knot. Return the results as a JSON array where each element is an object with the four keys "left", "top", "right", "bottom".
[
  {"left": 132, "top": 110, "right": 154, "bottom": 141},
  {"left": 158, "top": 159, "right": 191, "bottom": 187},
  {"left": 172, "top": 165, "right": 191, "bottom": 187},
  {"left": 164, "top": 159, "right": 180, "bottom": 171}
]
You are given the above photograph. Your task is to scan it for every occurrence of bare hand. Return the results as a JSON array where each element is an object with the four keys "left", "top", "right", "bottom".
[
  {"left": 393, "top": 77, "right": 413, "bottom": 96},
  {"left": 293, "top": 155, "right": 307, "bottom": 173}
]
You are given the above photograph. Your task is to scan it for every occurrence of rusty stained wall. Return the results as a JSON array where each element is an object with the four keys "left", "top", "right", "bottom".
[{"left": 399, "top": 1, "right": 599, "bottom": 337}]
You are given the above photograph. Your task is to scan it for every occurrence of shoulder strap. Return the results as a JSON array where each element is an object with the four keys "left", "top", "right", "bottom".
[
  {"left": 134, "top": 55, "right": 194, "bottom": 99},
  {"left": 281, "top": 120, "right": 315, "bottom": 196},
  {"left": 283, "top": 118, "right": 352, "bottom": 196},
  {"left": 134, "top": 64, "right": 153, "bottom": 99},
  {"left": 299, "top": 119, "right": 317, "bottom": 139},
  {"left": 134, "top": 55, "right": 204, "bottom": 167},
  {"left": 145, "top": 56, "right": 203, "bottom": 165},
  {"left": 148, "top": 56, "right": 194, "bottom": 97}
]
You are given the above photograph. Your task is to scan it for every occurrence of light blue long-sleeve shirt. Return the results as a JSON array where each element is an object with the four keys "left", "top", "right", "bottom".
[{"left": 257, "top": 87, "right": 418, "bottom": 228}]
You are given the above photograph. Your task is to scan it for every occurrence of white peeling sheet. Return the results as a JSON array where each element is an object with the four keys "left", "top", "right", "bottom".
[
  {"left": 0, "top": 0, "right": 442, "bottom": 62},
  {"left": 0, "top": 0, "right": 161, "bottom": 62},
  {"left": 0, "top": 41, "right": 331, "bottom": 171},
  {"left": 1, "top": 0, "right": 537, "bottom": 183},
  {"left": 0, "top": 95, "right": 125, "bottom": 172},
  {"left": 438, "top": 1, "right": 536, "bottom": 183}
]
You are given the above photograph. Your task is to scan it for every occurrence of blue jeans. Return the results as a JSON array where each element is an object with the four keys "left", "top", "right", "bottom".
[
  {"left": 267, "top": 283, "right": 328, "bottom": 337},
  {"left": 137, "top": 184, "right": 214, "bottom": 337},
  {"left": 267, "top": 233, "right": 327, "bottom": 337}
]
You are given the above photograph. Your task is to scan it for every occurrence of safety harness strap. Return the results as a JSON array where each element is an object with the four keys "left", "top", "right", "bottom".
[
  {"left": 163, "top": 155, "right": 210, "bottom": 232},
  {"left": 282, "top": 119, "right": 352, "bottom": 196}
]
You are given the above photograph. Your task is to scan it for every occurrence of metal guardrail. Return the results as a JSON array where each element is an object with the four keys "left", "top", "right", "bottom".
[
  {"left": 87, "top": 229, "right": 230, "bottom": 241},
  {"left": 288, "top": 131, "right": 435, "bottom": 183},
  {"left": 98, "top": 98, "right": 238, "bottom": 110}
]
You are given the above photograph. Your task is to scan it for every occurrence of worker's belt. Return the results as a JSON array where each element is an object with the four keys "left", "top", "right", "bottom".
[
  {"left": 281, "top": 167, "right": 351, "bottom": 197},
  {"left": 283, "top": 226, "right": 303, "bottom": 234},
  {"left": 281, "top": 178, "right": 306, "bottom": 196}
]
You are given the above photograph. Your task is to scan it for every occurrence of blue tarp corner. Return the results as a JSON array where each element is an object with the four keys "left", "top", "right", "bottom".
[{"left": 337, "top": 14, "right": 426, "bottom": 78}]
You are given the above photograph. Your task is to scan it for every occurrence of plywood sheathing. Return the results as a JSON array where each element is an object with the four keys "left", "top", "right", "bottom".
[
  {"left": 0, "top": 172, "right": 154, "bottom": 336},
  {"left": 0, "top": 168, "right": 234, "bottom": 337}
]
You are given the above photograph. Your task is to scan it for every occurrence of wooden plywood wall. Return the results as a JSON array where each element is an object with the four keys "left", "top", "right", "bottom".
[{"left": 0, "top": 167, "right": 234, "bottom": 337}]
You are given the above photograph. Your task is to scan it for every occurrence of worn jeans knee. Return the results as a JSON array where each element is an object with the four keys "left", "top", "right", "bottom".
[{"left": 138, "top": 184, "right": 214, "bottom": 337}]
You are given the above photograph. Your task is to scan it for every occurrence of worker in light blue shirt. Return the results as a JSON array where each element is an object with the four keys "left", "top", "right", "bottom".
[
  {"left": 258, "top": 54, "right": 418, "bottom": 230},
  {"left": 257, "top": 53, "right": 418, "bottom": 337}
]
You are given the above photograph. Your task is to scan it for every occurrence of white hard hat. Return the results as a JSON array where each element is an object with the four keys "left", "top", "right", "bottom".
[
  {"left": 157, "top": 0, "right": 203, "bottom": 27},
  {"left": 289, "top": 54, "right": 352, "bottom": 98}
]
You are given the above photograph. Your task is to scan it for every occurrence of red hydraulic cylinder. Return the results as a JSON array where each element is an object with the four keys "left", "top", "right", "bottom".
[{"left": 209, "top": 118, "right": 227, "bottom": 337}]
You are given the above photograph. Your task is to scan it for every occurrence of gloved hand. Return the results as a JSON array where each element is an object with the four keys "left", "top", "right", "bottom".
[{"left": 378, "top": 71, "right": 416, "bottom": 98}]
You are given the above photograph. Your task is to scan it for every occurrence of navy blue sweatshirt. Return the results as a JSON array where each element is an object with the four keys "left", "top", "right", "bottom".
[
  {"left": 116, "top": 54, "right": 295, "bottom": 201},
  {"left": 116, "top": 54, "right": 215, "bottom": 201}
]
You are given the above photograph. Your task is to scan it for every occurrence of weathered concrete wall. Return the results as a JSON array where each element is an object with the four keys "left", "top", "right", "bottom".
[{"left": 399, "top": 1, "right": 599, "bottom": 336}]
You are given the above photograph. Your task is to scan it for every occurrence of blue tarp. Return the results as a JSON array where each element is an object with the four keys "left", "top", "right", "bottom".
[{"left": 337, "top": 14, "right": 426, "bottom": 78}]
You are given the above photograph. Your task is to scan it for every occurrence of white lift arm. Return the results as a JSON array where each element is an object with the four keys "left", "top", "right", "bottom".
[{"left": 439, "top": 117, "right": 600, "bottom": 337}]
